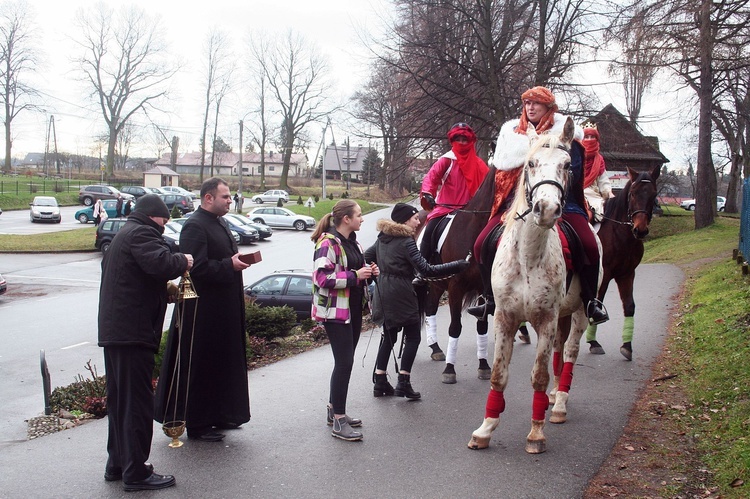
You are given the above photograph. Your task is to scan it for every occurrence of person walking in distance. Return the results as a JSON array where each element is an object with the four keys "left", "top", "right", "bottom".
[
  {"left": 311, "top": 199, "right": 379, "bottom": 441},
  {"left": 98, "top": 194, "right": 193, "bottom": 491}
]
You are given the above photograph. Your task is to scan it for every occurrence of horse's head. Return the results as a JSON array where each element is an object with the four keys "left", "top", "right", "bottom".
[
  {"left": 626, "top": 165, "right": 660, "bottom": 239},
  {"left": 521, "top": 118, "right": 574, "bottom": 229}
]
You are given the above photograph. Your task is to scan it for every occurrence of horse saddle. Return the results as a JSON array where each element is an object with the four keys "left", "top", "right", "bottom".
[{"left": 416, "top": 213, "right": 455, "bottom": 263}]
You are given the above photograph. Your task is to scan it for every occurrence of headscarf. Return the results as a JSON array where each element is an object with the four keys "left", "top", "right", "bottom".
[
  {"left": 582, "top": 125, "right": 606, "bottom": 188},
  {"left": 515, "top": 86, "right": 558, "bottom": 135},
  {"left": 447, "top": 123, "right": 487, "bottom": 195}
]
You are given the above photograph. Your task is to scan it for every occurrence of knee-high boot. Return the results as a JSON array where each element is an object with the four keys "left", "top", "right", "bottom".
[
  {"left": 579, "top": 264, "right": 608, "bottom": 325},
  {"left": 468, "top": 261, "right": 495, "bottom": 318}
]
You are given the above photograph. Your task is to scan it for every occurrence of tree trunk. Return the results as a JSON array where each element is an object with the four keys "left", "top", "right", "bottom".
[{"left": 694, "top": 0, "right": 716, "bottom": 229}]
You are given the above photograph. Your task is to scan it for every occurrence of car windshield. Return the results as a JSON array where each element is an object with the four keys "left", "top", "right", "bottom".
[{"left": 33, "top": 198, "right": 58, "bottom": 206}]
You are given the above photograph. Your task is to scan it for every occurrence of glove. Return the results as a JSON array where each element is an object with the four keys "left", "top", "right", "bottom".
[
  {"left": 421, "top": 192, "right": 436, "bottom": 211},
  {"left": 454, "top": 259, "right": 471, "bottom": 272}
]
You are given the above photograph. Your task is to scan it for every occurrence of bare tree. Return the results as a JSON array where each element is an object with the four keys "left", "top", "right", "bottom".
[
  {"left": 250, "top": 31, "right": 334, "bottom": 190},
  {"left": 74, "top": 3, "right": 177, "bottom": 177},
  {"left": 198, "top": 28, "right": 233, "bottom": 182},
  {"left": 0, "top": 0, "right": 39, "bottom": 172},
  {"left": 244, "top": 35, "right": 274, "bottom": 190}
]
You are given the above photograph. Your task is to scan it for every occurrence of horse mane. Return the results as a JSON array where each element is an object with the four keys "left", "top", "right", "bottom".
[
  {"left": 503, "top": 133, "right": 563, "bottom": 232},
  {"left": 464, "top": 164, "right": 497, "bottom": 212},
  {"left": 603, "top": 170, "right": 654, "bottom": 220}
]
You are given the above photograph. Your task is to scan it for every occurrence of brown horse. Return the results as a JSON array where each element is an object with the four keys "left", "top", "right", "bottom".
[
  {"left": 418, "top": 165, "right": 497, "bottom": 384},
  {"left": 585, "top": 165, "right": 660, "bottom": 360}
]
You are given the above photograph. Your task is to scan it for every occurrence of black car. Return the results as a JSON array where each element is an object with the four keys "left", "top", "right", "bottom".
[
  {"left": 222, "top": 215, "right": 259, "bottom": 244},
  {"left": 244, "top": 270, "right": 312, "bottom": 322},
  {"left": 157, "top": 193, "right": 194, "bottom": 215},
  {"left": 95, "top": 218, "right": 178, "bottom": 254},
  {"left": 120, "top": 186, "right": 161, "bottom": 199}
]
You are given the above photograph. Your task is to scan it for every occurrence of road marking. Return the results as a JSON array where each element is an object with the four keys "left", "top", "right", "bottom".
[
  {"left": 10, "top": 275, "right": 99, "bottom": 284},
  {"left": 61, "top": 342, "right": 90, "bottom": 350}
]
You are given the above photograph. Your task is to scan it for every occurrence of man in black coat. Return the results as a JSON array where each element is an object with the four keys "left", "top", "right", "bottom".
[
  {"left": 98, "top": 194, "right": 193, "bottom": 491},
  {"left": 154, "top": 177, "right": 251, "bottom": 442}
]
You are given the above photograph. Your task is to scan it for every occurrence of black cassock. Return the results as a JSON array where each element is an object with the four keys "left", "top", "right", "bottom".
[{"left": 154, "top": 207, "right": 250, "bottom": 429}]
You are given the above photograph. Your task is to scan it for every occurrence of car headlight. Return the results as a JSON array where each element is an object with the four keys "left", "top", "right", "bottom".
[{"left": 31, "top": 209, "right": 40, "bottom": 215}]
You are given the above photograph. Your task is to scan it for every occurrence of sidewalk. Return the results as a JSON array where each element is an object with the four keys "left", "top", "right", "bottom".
[{"left": 0, "top": 263, "right": 684, "bottom": 498}]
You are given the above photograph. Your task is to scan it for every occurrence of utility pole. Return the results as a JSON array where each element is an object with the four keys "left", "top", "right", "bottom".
[
  {"left": 238, "top": 120, "right": 244, "bottom": 194},
  {"left": 51, "top": 116, "right": 60, "bottom": 175},
  {"left": 345, "top": 137, "right": 351, "bottom": 191}
]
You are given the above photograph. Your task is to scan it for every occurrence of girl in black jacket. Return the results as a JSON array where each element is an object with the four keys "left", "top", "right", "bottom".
[{"left": 364, "top": 203, "right": 469, "bottom": 399}]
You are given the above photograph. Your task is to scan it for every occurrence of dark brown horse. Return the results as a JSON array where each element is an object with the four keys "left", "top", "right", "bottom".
[
  {"left": 585, "top": 165, "right": 660, "bottom": 360},
  {"left": 418, "top": 166, "right": 497, "bottom": 383}
]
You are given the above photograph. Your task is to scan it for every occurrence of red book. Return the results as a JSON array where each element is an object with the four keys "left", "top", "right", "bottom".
[{"left": 239, "top": 251, "right": 262, "bottom": 265}]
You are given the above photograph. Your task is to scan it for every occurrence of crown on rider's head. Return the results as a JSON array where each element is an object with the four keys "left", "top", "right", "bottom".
[{"left": 581, "top": 121, "right": 598, "bottom": 130}]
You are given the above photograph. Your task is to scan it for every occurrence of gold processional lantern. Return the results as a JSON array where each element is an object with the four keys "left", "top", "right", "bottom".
[{"left": 162, "top": 272, "right": 198, "bottom": 448}]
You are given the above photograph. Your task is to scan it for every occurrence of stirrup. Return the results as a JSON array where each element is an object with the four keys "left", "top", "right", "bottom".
[
  {"left": 468, "top": 296, "right": 493, "bottom": 319},
  {"left": 586, "top": 299, "right": 609, "bottom": 325}
]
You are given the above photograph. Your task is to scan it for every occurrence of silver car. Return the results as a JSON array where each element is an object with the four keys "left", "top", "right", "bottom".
[
  {"left": 247, "top": 207, "right": 315, "bottom": 231},
  {"left": 29, "top": 196, "right": 62, "bottom": 223}
]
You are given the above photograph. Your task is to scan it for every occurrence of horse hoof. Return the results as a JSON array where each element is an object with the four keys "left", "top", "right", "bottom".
[
  {"left": 620, "top": 345, "right": 632, "bottom": 361},
  {"left": 549, "top": 411, "right": 567, "bottom": 424},
  {"left": 548, "top": 393, "right": 556, "bottom": 406},
  {"left": 468, "top": 434, "right": 490, "bottom": 450},
  {"left": 477, "top": 368, "right": 491, "bottom": 380},
  {"left": 431, "top": 351, "right": 446, "bottom": 361},
  {"left": 442, "top": 373, "right": 457, "bottom": 384},
  {"left": 518, "top": 333, "right": 531, "bottom": 344},
  {"left": 588, "top": 340, "right": 605, "bottom": 355},
  {"left": 525, "top": 439, "right": 547, "bottom": 454}
]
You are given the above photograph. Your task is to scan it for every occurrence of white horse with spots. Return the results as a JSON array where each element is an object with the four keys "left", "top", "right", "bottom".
[{"left": 468, "top": 118, "right": 596, "bottom": 454}]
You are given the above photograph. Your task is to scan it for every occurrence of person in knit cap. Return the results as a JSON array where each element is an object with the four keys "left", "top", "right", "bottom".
[
  {"left": 580, "top": 122, "right": 612, "bottom": 223},
  {"left": 98, "top": 192, "right": 192, "bottom": 491},
  {"left": 364, "top": 203, "right": 470, "bottom": 401},
  {"left": 468, "top": 86, "right": 608, "bottom": 327},
  {"left": 418, "top": 123, "right": 489, "bottom": 263}
]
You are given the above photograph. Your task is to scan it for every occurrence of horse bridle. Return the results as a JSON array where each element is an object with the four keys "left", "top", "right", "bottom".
[
  {"left": 516, "top": 143, "right": 571, "bottom": 220},
  {"left": 600, "top": 178, "right": 654, "bottom": 227}
]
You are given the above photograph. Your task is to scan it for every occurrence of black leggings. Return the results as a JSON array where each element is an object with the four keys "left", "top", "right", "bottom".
[
  {"left": 375, "top": 321, "right": 421, "bottom": 373},
  {"left": 324, "top": 302, "right": 363, "bottom": 415}
]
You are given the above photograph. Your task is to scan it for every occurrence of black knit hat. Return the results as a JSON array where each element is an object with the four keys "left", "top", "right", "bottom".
[
  {"left": 134, "top": 194, "right": 170, "bottom": 219},
  {"left": 391, "top": 203, "right": 418, "bottom": 224}
]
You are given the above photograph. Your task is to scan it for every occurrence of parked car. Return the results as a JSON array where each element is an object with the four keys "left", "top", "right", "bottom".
[
  {"left": 0, "top": 273, "right": 6, "bottom": 295},
  {"left": 75, "top": 199, "right": 118, "bottom": 223},
  {"left": 158, "top": 185, "right": 198, "bottom": 200},
  {"left": 680, "top": 196, "right": 726, "bottom": 212},
  {"left": 224, "top": 213, "right": 273, "bottom": 240},
  {"left": 162, "top": 223, "right": 180, "bottom": 251},
  {"left": 244, "top": 270, "right": 312, "bottom": 322},
  {"left": 247, "top": 207, "right": 315, "bottom": 231},
  {"left": 120, "top": 186, "right": 162, "bottom": 199},
  {"left": 157, "top": 193, "right": 194, "bottom": 215},
  {"left": 78, "top": 185, "right": 134, "bottom": 206},
  {"left": 222, "top": 215, "right": 260, "bottom": 244},
  {"left": 29, "top": 196, "right": 62, "bottom": 223},
  {"left": 95, "top": 218, "right": 128, "bottom": 253},
  {"left": 171, "top": 217, "right": 242, "bottom": 244},
  {"left": 251, "top": 189, "right": 289, "bottom": 204}
]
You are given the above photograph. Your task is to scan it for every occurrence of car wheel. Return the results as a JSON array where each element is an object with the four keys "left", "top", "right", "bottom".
[
  {"left": 101, "top": 241, "right": 111, "bottom": 254},
  {"left": 30, "top": 217, "right": 35, "bottom": 223},
  {"left": 253, "top": 217, "right": 265, "bottom": 224},
  {"left": 294, "top": 220, "right": 306, "bottom": 231},
  {"left": 719, "top": 206, "right": 725, "bottom": 212},
  {"left": 254, "top": 197, "right": 263, "bottom": 204},
  {"left": 83, "top": 197, "right": 94, "bottom": 206},
  {"left": 689, "top": 204, "right": 695, "bottom": 211},
  {"left": 78, "top": 213, "right": 90, "bottom": 224},
  {"left": 56, "top": 219, "right": 61, "bottom": 224}
]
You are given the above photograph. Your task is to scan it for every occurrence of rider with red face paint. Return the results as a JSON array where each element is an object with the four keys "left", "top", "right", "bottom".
[
  {"left": 469, "top": 86, "right": 608, "bottom": 326},
  {"left": 419, "top": 123, "right": 489, "bottom": 263}
]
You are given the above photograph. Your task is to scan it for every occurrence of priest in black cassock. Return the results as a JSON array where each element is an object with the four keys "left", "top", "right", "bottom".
[{"left": 155, "top": 177, "right": 251, "bottom": 442}]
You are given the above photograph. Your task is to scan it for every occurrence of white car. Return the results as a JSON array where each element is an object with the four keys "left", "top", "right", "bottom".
[
  {"left": 29, "top": 196, "right": 62, "bottom": 223},
  {"left": 251, "top": 189, "right": 289, "bottom": 204},
  {"left": 248, "top": 207, "right": 315, "bottom": 231},
  {"left": 157, "top": 185, "right": 198, "bottom": 200},
  {"left": 680, "top": 196, "right": 726, "bottom": 212}
]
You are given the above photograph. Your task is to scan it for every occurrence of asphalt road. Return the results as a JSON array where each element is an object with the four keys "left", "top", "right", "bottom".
[{"left": 0, "top": 203, "right": 685, "bottom": 497}]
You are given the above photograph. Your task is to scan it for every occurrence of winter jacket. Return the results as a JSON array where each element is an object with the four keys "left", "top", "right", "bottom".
[
  {"left": 312, "top": 230, "right": 367, "bottom": 323},
  {"left": 364, "top": 219, "right": 470, "bottom": 327},
  {"left": 421, "top": 152, "right": 486, "bottom": 222},
  {"left": 98, "top": 212, "right": 189, "bottom": 350}
]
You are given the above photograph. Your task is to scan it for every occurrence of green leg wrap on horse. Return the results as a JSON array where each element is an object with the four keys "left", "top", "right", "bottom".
[
  {"left": 585, "top": 323, "right": 598, "bottom": 342},
  {"left": 622, "top": 316, "right": 634, "bottom": 343}
]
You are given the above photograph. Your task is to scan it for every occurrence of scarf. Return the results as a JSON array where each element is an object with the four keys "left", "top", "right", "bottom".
[
  {"left": 582, "top": 130, "right": 606, "bottom": 188},
  {"left": 451, "top": 139, "right": 487, "bottom": 195}
]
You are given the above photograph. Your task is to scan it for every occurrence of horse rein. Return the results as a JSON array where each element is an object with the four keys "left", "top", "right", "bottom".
[
  {"left": 516, "top": 143, "right": 571, "bottom": 221},
  {"left": 599, "top": 178, "right": 654, "bottom": 227}
]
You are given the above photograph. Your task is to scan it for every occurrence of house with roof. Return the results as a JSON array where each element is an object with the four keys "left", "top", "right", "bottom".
[
  {"left": 238, "top": 151, "right": 309, "bottom": 178},
  {"left": 586, "top": 104, "right": 669, "bottom": 184},
  {"left": 322, "top": 144, "right": 367, "bottom": 181},
  {"left": 155, "top": 150, "right": 309, "bottom": 179},
  {"left": 143, "top": 165, "right": 180, "bottom": 188}
]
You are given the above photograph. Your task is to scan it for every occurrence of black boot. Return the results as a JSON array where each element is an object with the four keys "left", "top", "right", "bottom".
[
  {"left": 580, "top": 264, "right": 609, "bottom": 325},
  {"left": 394, "top": 374, "right": 421, "bottom": 400},
  {"left": 373, "top": 373, "right": 395, "bottom": 397},
  {"left": 468, "top": 261, "right": 495, "bottom": 318}
]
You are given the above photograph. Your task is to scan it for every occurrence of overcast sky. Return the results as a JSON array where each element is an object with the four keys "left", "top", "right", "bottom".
[{"left": 9, "top": 0, "right": 690, "bottom": 169}]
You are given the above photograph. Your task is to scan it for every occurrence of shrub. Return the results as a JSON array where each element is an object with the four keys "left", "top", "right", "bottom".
[
  {"left": 245, "top": 302, "right": 297, "bottom": 339},
  {"left": 170, "top": 205, "right": 181, "bottom": 219},
  {"left": 276, "top": 198, "right": 284, "bottom": 207},
  {"left": 340, "top": 191, "right": 349, "bottom": 199},
  {"left": 299, "top": 317, "right": 317, "bottom": 332},
  {"left": 327, "top": 193, "right": 334, "bottom": 200},
  {"left": 49, "top": 361, "right": 107, "bottom": 415},
  {"left": 297, "top": 195, "right": 303, "bottom": 205},
  {"left": 314, "top": 194, "right": 319, "bottom": 203},
  {"left": 154, "top": 331, "right": 169, "bottom": 379},
  {"left": 54, "top": 183, "right": 64, "bottom": 193}
]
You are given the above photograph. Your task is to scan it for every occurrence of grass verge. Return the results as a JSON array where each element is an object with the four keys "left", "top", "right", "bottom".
[{"left": 0, "top": 227, "right": 97, "bottom": 252}]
